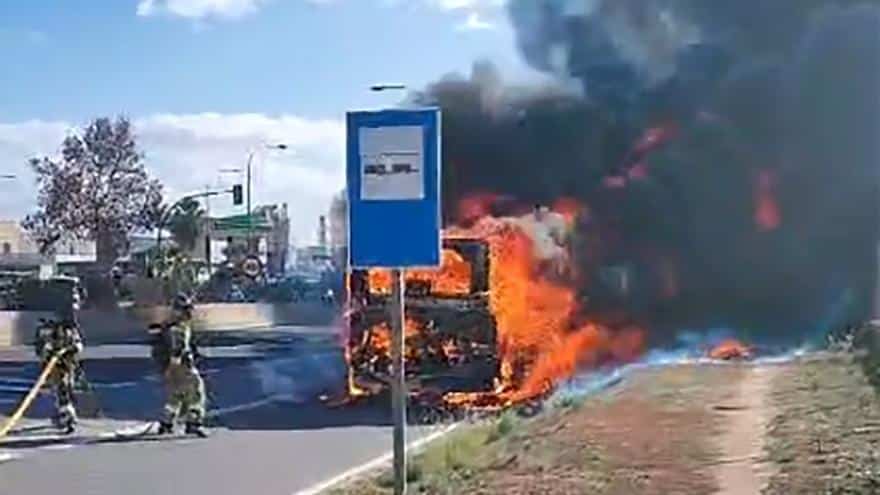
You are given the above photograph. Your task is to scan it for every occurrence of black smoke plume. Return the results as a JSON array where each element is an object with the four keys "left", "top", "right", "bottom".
[{"left": 412, "top": 1, "right": 880, "bottom": 342}]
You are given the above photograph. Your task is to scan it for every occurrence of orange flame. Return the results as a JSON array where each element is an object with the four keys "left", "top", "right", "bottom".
[
  {"left": 442, "top": 203, "right": 646, "bottom": 408},
  {"left": 551, "top": 197, "right": 584, "bottom": 224},
  {"left": 368, "top": 249, "right": 473, "bottom": 297},
  {"left": 709, "top": 339, "right": 753, "bottom": 361},
  {"left": 755, "top": 169, "right": 781, "bottom": 231},
  {"left": 457, "top": 192, "right": 501, "bottom": 224},
  {"left": 349, "top": 196, "right": 646, "bottom": 409}
]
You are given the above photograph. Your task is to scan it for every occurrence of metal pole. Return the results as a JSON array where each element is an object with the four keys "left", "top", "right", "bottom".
[
  {"left": 155, "top": 208, "right": 168, "bottom": 277},
  {"left": 390, "top": 268, "right": 407, "bottom": 495},
  {"left": 204, "top": 184, "right": 211, "bottom": 276},
  {"left": 246, "top": 152, "right": 254, "bottom": 254}
]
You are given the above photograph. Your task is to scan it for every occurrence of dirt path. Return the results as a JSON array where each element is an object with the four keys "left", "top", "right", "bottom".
[{"left": 713, "top": 364, "right": 780, "bottom": 495}]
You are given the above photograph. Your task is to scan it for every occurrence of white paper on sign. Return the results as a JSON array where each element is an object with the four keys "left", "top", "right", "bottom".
[{"left": 359, "top": 126, "right": 424, "bottom": 201}]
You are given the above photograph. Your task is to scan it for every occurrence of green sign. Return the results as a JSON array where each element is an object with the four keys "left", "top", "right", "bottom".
[{"left": 211, "top": 214, "right": 272, "bottom": 232}]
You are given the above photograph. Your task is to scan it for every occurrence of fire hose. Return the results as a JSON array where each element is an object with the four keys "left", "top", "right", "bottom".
[{"left": 0, "top": 349, "right": 67, "bottom": 440}]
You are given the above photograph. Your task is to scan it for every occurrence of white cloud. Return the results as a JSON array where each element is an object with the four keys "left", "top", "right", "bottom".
[
  {"left": 136, "top": 0, "right": 267, "bottom": 20},
  {"left": 428, "top": 0, "right": 505, "bottom": 11},
  {"left": 456, "top": 12, "right": 496, "bottom": 31},
  {"left": 0, "top": 113, "right": 345, "bottom": 246},
  {"left": 402, "top": 0, "right": 507, "bottom": 31},
  {"left": 136, "top": 0, "right": 508, "bottom": 30}
]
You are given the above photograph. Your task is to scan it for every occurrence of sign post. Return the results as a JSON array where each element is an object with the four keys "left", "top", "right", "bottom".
[
  {"left": 347, "top": 109, "right": 442, "bottom": 495},
  {"left": 390, "top": 268, "right": 405, "bottom": 495}
]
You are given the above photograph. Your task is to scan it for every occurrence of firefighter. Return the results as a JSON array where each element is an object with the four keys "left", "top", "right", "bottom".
[
  {"left": 152, "top": 293, "right": 208, "bottom": 437},
  {"left": 34, "top": 282, "right": 85, "bottom": 434}
]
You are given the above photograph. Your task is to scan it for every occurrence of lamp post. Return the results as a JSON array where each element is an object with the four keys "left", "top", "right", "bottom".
[
  {"left": 243, "top": 144, "right": 288, "bottom": 254},
  {"left": 370, "top": 84, "right": 407, "bottom": 92}
]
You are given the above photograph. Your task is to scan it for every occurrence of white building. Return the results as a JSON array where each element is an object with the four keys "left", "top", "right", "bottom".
[{"left": 0, "top": 220, "right": 96, "bottom": 273}]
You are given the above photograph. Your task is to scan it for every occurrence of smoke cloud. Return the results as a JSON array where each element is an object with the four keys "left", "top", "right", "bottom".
[{"left": 412, "top": 1, "right": 880, "bottom": 342}]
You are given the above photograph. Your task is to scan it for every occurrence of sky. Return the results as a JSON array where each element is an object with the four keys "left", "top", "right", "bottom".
[{"left": 0, "top": 0, "right": 533, "bottom": 246}]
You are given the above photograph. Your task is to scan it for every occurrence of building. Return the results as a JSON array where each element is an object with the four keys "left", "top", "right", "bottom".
[
  {"left": 292, "top": 214, "right": 342, "bottom": 277},
  {"left": 328, "top": 190, "right": 346, "bottom": 248},
  {"left": 0, "top": 221, "right": 36, "bottom": 256},
  {"left": 261, "top": 204, "right": 290, "bottom": 276},
  {"left": 328, "top": 190, "right": 347, "bottom": 269},
  {"left": 294, "top": 245, "right": 333, "bottom": 270},
  {"left": 0, "top": 221, "right": 96, "bottom": 277}
]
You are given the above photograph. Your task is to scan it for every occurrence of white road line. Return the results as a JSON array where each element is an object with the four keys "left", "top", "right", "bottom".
[
  {"left": 293, "top": 423, "right": 460, "bottom": 495},
  {"left": 0, "top": 452, "right": 17, "bottom": 463},
  {"left": 0, "top": 385, "right": 34, "bottom": 394},
  {"left": 1, "top": 376, "right": 141, "bottom": 389},
  {"left": 89, "top": 381, "right": 141, "bottom": 389},
  {"left": 39, "top": 444, "right": 75, "bottom": 451},
  {"left": 206, "top": 395, "right": 284, "bottom": 417},
  {"left": 3, "top": 397, "right": 281, "bottom": 447}
]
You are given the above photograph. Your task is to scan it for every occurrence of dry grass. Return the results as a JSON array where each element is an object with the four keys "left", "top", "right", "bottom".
[
  {"left": 763, "top": 353, "right": 880, "bottom": 494},
  {"left": 335, "top": 363, "right": 748, "bottom": 495}
]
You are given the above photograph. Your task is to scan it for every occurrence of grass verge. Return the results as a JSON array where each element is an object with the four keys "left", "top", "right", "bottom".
[
  {"left": 763, "top": 353, "right": 880, "bottom": 494},
  {"left": 334, "top": 364, "right": 743, "bottom": 495}
]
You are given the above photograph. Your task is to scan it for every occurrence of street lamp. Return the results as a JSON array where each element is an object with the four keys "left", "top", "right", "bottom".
[
  {"left": 370, "top": 84, "right": 407, "bottom": 92},
  {"left": 244, "top": 144, "right": 289, "bottom": 253}
]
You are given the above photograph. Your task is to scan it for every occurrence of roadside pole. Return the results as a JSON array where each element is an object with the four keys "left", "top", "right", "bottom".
[
  {"left": 390, "top": 268, "right": 406, "bottom": 495},
  {"left": 347, "top": 108, "right": 441, "bottom": 495}
]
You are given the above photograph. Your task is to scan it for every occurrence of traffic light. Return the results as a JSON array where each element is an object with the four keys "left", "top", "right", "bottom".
[{"left": 232, "top": 184, "right": 243, "bottom": 205}]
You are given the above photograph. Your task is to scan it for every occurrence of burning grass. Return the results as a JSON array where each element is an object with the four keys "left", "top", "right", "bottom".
[{"left": 708, "top": 339, "right": 754, "bottom": 361}]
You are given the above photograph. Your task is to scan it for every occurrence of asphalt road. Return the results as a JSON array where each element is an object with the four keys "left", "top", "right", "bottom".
[{"left": 0, "top": 326, "right": 442, "bottom": 495}]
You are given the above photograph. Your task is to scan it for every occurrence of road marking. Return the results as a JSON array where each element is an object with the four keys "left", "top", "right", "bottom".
[
  {"left": 0, "top": 385, "right": 34, "bottom": 394},
  {"left": 0, "top": 452, "right": 17, "bottom": 463},
  {"left": 40, "top": 444, "right": 75, "bottom": 451},
  {"left": 293, "top": 423, "right": 460, "bottom": 495},
  {"left": 206, "top": 395, "right": 284, "bottom": 418},
  {"left": 89, "top": 381, "right": 141, "bottom": 389}
]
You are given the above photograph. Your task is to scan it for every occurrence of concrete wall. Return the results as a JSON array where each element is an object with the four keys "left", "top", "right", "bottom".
[{"left": 0, "top": 302, "right": 338, "bottom": 347}]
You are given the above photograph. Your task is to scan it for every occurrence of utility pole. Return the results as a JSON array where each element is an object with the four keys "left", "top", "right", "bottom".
[
  {"left": 246, "top": 151, "right": 255, "bottom": 253},
  {"left": 244, "top": 144, "right": 289, "bottom": 256},
  {"left": 204, "top": 184, "right": 213, "bottom": 276}
]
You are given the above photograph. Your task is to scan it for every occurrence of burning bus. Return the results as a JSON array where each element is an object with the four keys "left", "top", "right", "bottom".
[
  {"left": 342, "top": 204, "right": 647, "bottom": 411},
  {"left": 345, "top": 237, "right": 499, "bottom": 399}
]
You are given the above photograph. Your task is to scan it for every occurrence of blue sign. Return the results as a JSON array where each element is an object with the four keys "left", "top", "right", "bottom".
[{"left": 347, "top": 108, "right": 442, "bottom": 269}]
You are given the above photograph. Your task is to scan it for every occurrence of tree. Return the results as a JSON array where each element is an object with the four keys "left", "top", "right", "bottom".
[
  {"left": 168, "top": 197, "right": 206, "bottom": 252},
  {"left": 23, "top": 117, "right": 164, "bottom": 269}
]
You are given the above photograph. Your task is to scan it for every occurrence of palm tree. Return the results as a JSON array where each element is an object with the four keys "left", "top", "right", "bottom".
[{"left": 168, "top": 197, "right": 206, "bottom": 253}]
